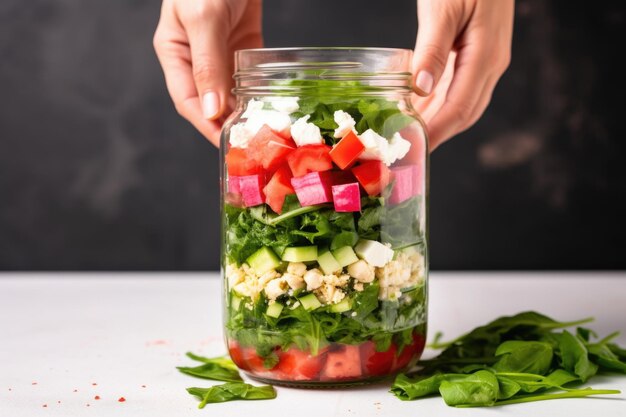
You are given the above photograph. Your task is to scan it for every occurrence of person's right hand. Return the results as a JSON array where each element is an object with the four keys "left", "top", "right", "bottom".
[{"left": 153, "top": 0, "right": 262, "bottom": 147}]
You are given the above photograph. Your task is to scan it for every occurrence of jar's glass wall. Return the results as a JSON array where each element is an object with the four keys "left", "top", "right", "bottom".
[{"left": 220, "top": 48, "right": 428, "bottom": 386}]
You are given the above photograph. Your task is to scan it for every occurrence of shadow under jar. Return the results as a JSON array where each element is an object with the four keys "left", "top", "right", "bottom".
[{"left": 221, "top": 47, "right": 429, "bottom": 387}]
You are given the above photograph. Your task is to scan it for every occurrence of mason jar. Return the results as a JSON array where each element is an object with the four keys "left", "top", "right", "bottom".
[{"left": 221, "top": 47, "right": 428, "bottom": 386}]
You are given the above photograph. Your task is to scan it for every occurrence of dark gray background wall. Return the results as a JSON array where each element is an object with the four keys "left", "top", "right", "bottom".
[{"left": 0, "top": 0, "right": 624, "bottom": 270}]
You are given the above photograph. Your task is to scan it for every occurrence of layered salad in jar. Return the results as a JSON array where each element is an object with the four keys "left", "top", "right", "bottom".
[{"left": 222, "top": 87, "right": 427, "bottom": 385}]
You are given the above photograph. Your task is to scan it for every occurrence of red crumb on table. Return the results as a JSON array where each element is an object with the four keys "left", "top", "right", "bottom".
[
  {"left": 73, "top": 389, "right": 78, "bottom": 393},
  {"left": 8, "top": 388, "right": 11, "bottom": 391},
  {"left": 146, "top": 339, "right": 168, "bottom": 346},
  {"left": 42, "top": 404, "right": 47, "bottom": 408},
  {"left": 141, "top": 385, "right": 146, "bottom": 388},
  {"left": 94, "top": 395, "right": 101, "bottom": 400},
  {"left": 32, "top": 382, "right": 38, "bottom": 385},
  {"left": 118, "top": 397, "right": 126, "bottom": 403},
  {"left": 92, "top": 383, "right": 97, "bottom": 386},
  {"left": 86, "top": 404, "right": 90, "bottom": 407},
  {"left": 57, "top": 401, "right": 61, "bottom": 404}
]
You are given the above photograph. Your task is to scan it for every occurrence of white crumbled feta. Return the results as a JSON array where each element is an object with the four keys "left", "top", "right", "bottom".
[
  {"left": 354, "top": 240, "right": 394, "bottom": 267},
  {"left": 283, "top": 273, "right": 305, "bottom": 290},
  {"left": 244, "top": 110, "right": 292, "bottom": 138},
  {"left": 290, "top": 115, "right": 324, "bottom": 147},
  {"left": 353, "top": 282, "right": 364, "bottom": 292},
  {"left": 241, "top": 99, "right": 265, "bottom": 118},
  {"left": 386, "top": 132, "right": 412, "bottom": 165},
  {"left": 264, "top": 277, "right": 289, "bottom": 300},
  {"left": 303, "top": 268, "right": 324, "bottom": 291},
  {"left": 229, "top": 123, "right": 254, "bottom": 148},
  {"left": 315, "top": 283, "right": 346, "bottom": 305},
  {"left": 269, "top": 96, "right": 300, "bottom": 114},
  {"left": 286, "top": 262, "right": 307, "bottom": 277},
  {"left": 358, "top": 129, "right": 390, "bottom": 163},
  {"left": 333, "top": 110, "right": 357, "bottom": 138},
  {"left": 347, "top": 260, "right": 376, "bottom": 283},
  {"left": 376, "top": 250, "right": 425, "bottom": 300}
]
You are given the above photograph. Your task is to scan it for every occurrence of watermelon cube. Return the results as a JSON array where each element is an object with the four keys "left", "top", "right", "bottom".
[
  {"left": 291, "top": 171, "right": 334, "bottom": 206},
  {"left": 389, "top": 165, "right": 417, "bottom": 204},
  {"left": 332, "top": 183, "right": 361, "bottom": 212},
  {"left": 239, "top": 174, "right": 266, "bottom": 207},
  {"left": 321, "top": 345, "right": 362, "bottom": 381},
  {"left": 352, "top": 161, "right": 391, "bottom": 197}
]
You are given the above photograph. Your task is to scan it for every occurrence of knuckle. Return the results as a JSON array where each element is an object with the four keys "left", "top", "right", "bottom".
[
  {"left": 183, "top": 1, "right": 227, "bottom": 24},
  {"left": 419, "top": 43, "right": 449, "bottom": 72},
  {"left": 448, "top": 100, "right": 474, "bottom": 123},
  {"left": 192, "top": 59, "right": 221, "bottom": 84}
]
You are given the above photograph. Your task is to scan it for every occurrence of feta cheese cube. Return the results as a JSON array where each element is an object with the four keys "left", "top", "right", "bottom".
[
  {"left": 333, "top": 110, "right": 357, "bottom": 138},
  {"left": 354, "top": 239, "right": 394, "bottom": 267},
  {"left": 387, "top": 132, "right": 412, "bottom": 165},
  {"left": 358, "top": 129, "right": 390, "bottom": 163},
  {"left": 269, "top": 96, "right": 300, "bottom": 114},
  {"left": 244, "top": 110, "right": 292, "bottom": 138},
  {"left": 241, "top": 99, "right": 265, "bottom": 118},
  {"left": 229, "top": 123, "right": 253, "bottom": 148},
  {"left": 290, "top": 115, "right": 324, "bottom": 147}
]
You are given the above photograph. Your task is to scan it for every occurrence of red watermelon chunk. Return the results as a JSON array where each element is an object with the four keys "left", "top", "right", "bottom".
[
  {"left": 389, "top": 165, "right": 418, "bottom": 204},
  {"left": 287, "top": 144, "right": 333, "bottom": 177},
  {"left": 239, "top": 174, "right": 265, "bottom": 207},
  {"left": 332, "top": 183, "right": 361, "bottom": 212},
  {"left": 291, "top": 171, "right": 334, "bottom": 206},
  {"left": 352, "top": 161, "right": 391, "bottom": 197},
  {"left": 263, "top": 166, "right": 294, "bottom": 214},
  {"left": 247, "top": 125, "right": 296, "bottom": 171},
  {"left": 321, "top": 345, "right": 362, "bottom": 381}
]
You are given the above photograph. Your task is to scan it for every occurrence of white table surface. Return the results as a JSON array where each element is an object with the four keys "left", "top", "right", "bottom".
[{"left": 1, "top": 272, "right": 625, "bottom": 417}]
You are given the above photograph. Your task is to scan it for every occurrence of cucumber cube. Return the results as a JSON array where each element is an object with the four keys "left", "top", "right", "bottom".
[
  {"left": 231, "top": 294, "right": 242, "bottom": 311},
  {"left": 331, "top": 246, "right": 359, "bottom": 267},
  {"left": 299, "top": 293, "right": 322, "bottom": 311},
  {"left": 318, "top": 251, "right": 342, "bottom": 275},
  {"left": 266, "top": 302, "right": 284, "bottom": 318},
  {"left": 246, "top": 247, "right": 281, "bottom": 274},
  {"left": 282, "top": 246, "right": 318, "bottom": 262},
  {"left": 330, "top": 297, "right": 352, "bottom": 313}
]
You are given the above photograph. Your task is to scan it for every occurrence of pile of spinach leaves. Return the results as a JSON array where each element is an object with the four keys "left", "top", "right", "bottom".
[{"left": 391, "top": 311, "right": 626, "bottom": 407}]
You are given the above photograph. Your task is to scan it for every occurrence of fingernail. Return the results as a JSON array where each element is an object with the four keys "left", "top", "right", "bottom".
[
  {"left": 415, "top": 71, "right": 434, "bottom": 95},
  {"left": 202, "top": 91, "right": 219, "bottom": 119}
]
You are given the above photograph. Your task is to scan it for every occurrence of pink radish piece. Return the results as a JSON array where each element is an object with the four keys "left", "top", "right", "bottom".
[
  {"left": 332, "top": 183, "right": 361, "bottom": 212},
  {"left": 228, "top": 175, "right": 241, "bottom": 194},
  {"left": 389, "top": 165, "right": 418, "bottom": 204},
  {"left": 291, "top": 171, "right": 334, "bottom": 206},
  {"left": 239, "top": 174, "right": 265, "bottom": 207}
]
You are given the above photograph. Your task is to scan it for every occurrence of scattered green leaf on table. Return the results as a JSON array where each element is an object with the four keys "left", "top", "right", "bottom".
[
  {"left": 187, "top": 383, "right": 276, "bottom": 408},
  {"left": 177, "top": 353, "right": 242, "bottom": 382}
]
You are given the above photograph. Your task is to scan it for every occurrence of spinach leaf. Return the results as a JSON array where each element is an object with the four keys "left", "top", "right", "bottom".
[
  {"left": 177, "top": 353, "right": 242, "bottom": 382},
  {"left": 439, "top": 370, "right": 500, "bottom": 407},
  {"left": 187, "top": 383, "right": 276, "bottom": 408},
  {"left": 559, "top": 330, "right": 598, "bottom": 382},
  {"left": 493, "top": 341, "right": 553, "bottom": 375},
  {"left": 391, "top": 373, "right": 465, "bottom": 400}
]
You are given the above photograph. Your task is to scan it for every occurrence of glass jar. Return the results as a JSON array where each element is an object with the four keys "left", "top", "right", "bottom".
[{"left": 221, "top": 48, "right": 428, "bottom": 386}]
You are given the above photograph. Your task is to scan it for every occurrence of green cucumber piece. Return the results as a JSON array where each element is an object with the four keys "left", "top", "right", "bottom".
[
  {"left": 231, "top": 294, "right": 242, "bottom": 311},
  {"left": 318, "top": 251, "right": 342, "bottom": 275},
  {"left": 246, "top": 247, "right": 281, "bottom": 274},
  {"left": 299, "top": 293, "right": 322, "bottom": 311},
  {"left": 282, "top": 246, "right": 318, "bottom": 262},
  {"left": 331, "top": 246, "right": 359, "bottom": 267},
  {"left": 330, "top": 297, "right": 352, "bottom": 313},
  {"left": 266, "top": 302, "right": 284, "bottom": 318}
]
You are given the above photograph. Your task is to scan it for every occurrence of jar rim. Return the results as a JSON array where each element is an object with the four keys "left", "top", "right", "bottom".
[{"left": 234, "top": 47, "right": 414, "bottom": 97}]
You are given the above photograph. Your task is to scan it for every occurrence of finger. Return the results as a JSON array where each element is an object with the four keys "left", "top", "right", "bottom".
[
  {"left": 154, "top": 25, "right": 222, "bottom": 146},
  {"left": 412, "top": 0, "right": 460, "bottom": 96},
  {"left": 425, "top": 44, "right": 491, "bottom": 150},
  {"left": 412, "top": 51, "right": 457, "bottom": 124},
  {"left": 179, "top": 3, "right": 231, "bottom": 121}
]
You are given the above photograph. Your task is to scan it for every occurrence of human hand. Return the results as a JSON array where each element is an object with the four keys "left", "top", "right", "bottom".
[
  {"left": 153, "top": 0, "right": 262, "bottom": 146},
  {"left": 411, "top": 0, "right": 514, "bottom": 150}
]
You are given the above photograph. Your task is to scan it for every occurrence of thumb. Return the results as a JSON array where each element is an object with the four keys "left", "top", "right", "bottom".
[
  {"left": 185, "top": 11, "right": 231, "bottom": 120},
  {"left": 412, "top": 2, "right": 458, "bottom": 96}
]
